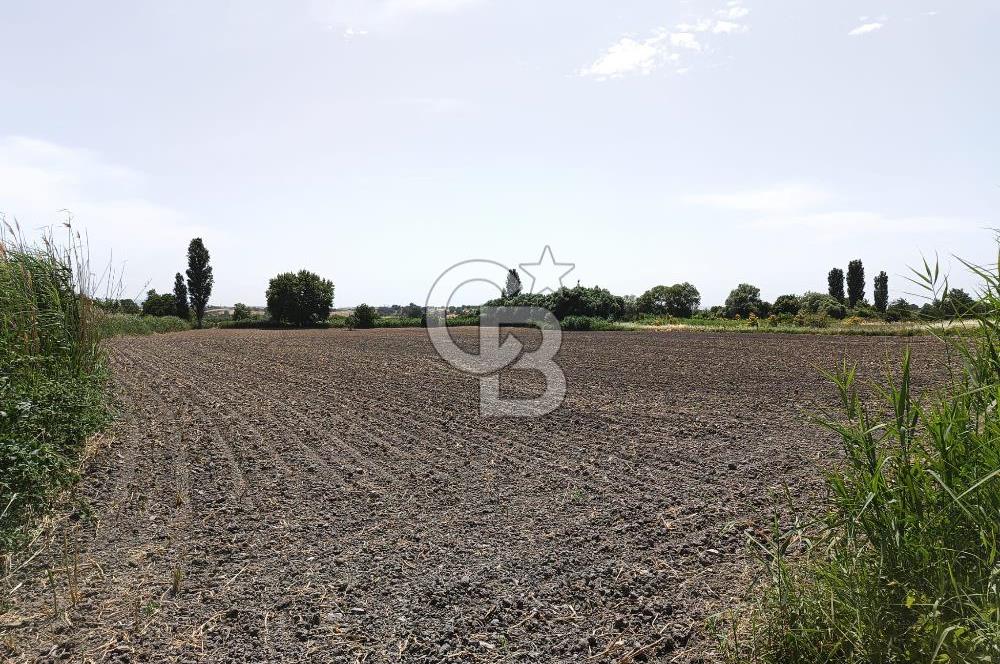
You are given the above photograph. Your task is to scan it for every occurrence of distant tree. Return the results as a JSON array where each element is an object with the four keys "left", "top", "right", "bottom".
[
  {"left": 353, "top": 303, "right": 377, "bottom": 329},
  {"left": 941, "top": 288, "right": 977, "bottom": 317},
  {"left": 828, "top": 268, "right": 845, "bottom": 304},
  {"left": 847, "top": 259, "right": 865, "bottom": 307},
  {"left": 266, "top": 270, "right": 335, "bottom": 325},
  {"left": 173, "top": 272, "right": 190, "bottom": 320},
  {"left": 873, "top": 271, "right": 889, "bottom": 313},
  {"left": 504, "top": 269, "right": 522, "bottom": 298},
  {"left": 724, "top": 283, "right": 764, "bottom": 318},
  {"left": 637, "top": 283, "right": 701, "bottom": 318},
  {"left": 186, "top": 238, "right": 214, "bottom": 328},
  {"left": 96, "top": 298, "right": 141, "bottom": 315},
  {"left": 401, "top": 302, "right": 424, "bottom": 319},
  {"left": 885, "top": 298, "right": 917, "bottom": 322},
  {"left": 772, "top": 294, "right": 801, "bottom": 316},
  {"left": 232, "top": 303, "right": 251, "bottom": 321},
  {"left": 142, "top": 289, "right": 177, "bottom": 317}
]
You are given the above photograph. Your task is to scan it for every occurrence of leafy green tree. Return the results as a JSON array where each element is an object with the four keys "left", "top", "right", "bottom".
[
  {"left": 173, "top": 272, "right": 190, "bottom": 320},
  {"left": 232, "top": 303, "right": 251, "bottom": 321},
  {"left": 266, "top": 270, "right": 335, "bottom": 325},
  {"left": 504, "top": 269, "right": 522, "bottom": 298},
  {"left": 941, "top": 288, "right": 977, "bottom": 317},
  {"left": 724, "top": 283, "right": 764, "bottom": 318},
  {"left": 885, "top": 298, "right": 917, "bottom": 322},
  {"left": 401, "top": 302, "right": 423, "bottom": 318},
  {"left": 874, "top": 271, "right": 889, "bottom": 313},
  {"left": 353, "top": 303, "right": 377, "bottom": 328},
  {"left": 637, "top": 283, "right": 701, "bottom": 317},
  {"left": 847, "top": 259, "right": 865, "bottom": 307},
  {"left": 772, "top": 294, "right": 801, "bottom": 315},
  {"left": 828, "top": 268, "right": 845, "bottom": 303},
  {"left": 96, "top": 298, "right": 141, "bottom": 315},
  {"left": 142, "top": 289, "right": 177, "bottom": 317},
  {"left": 186, "top": 238, "right": 213, "bottom": 328}
]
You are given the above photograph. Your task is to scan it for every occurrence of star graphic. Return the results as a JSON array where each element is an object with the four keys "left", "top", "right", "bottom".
[{"left": 519, "top": 246, "right": 575, "bottom": 295}]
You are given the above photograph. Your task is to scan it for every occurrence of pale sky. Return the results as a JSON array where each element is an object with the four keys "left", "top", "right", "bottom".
[{"left": 0, "top": 1, "right": 996, "bottom": 307}]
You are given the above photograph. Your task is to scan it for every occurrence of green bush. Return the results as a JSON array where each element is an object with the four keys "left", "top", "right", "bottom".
[
  {"left": 772, "top": 294, "right": 801, "bottom": 316},
  {"left": 559, "top": 315, "right": 625, "bottom": 331},
  {"left": 798, "top": 291, "right": 847, "bottom": 319},
  {"left": 729, "top": 253, "right": 1000, "bottom": 662},
  {"left": 353, "top": 303, "right": 377, "bottom": 329},
  {"left": 96, "top": 313, "right": 191, "bottom": 337}
]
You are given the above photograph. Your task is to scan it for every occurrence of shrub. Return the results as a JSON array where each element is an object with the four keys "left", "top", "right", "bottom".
[
  {"left": 266, "top": 270, "right": 335, "bottom": 325},
  {"left": 731, "top": 253, "right": 1000, "bottom": 662},
  {"left": 793, "top": 312, "right": 830, "bottom": 328},
  {"left": 772, "top": 294, "right": 801, "bottom": 316},
  {"left": 96, "top": 313, "right": 191, "bottom": 337},
  {"left": 843, "top": 315, "right": 865, "bottom": 326},
  {"left": 352, "top": 303, "right": 377, "bottom": 329},
  {"left": 799, "top": 291, "right": 847, "bottom": 320},
  {"left": 747, "top": 312, "right": 759, "bottom": 327},
  {"left": 559, "top": 315, "right": 624, "bottom": 331},
  {"left": 885, "top": 298, "right": 917, "bottom": 322},
  {"left": 1, "top": 226, "right": 108, "bottom": 549}
]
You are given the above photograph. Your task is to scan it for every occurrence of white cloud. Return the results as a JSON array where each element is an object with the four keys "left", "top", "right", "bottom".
[
  {"left": 685, "top": 184, "right": 832, "bottom": 213},
  {"left": 383, "top": 0, "right": 481, "bottom": 16},
  {"left": 670, "top": 32, "right": 702, "bottom": 51},
  {"left": 578, "top": 36, "right": 665, "bottom": 79},
  {"left": 312, "top": 0, "right": 483, "bottom": 32},
  {"left": 713, "top": 20, "right": 748, "bottom": 34},
  {"left": 849, "top": 21, "right": 884, "bottom": 36},
  {"left": 717, "top": 4, "right": 750, "bottom": 20},
  {"left": 397, "top": 96, "right": 471, "bottom": 113},
  {"left": 675, "top": 18, "right": 713, "bottom": 33},
  {"left": 580, "top": 2, "right": 749, "bottom": 80},
  {"left": 0, "top": 136, "right": 217, "bottom": 298},
  {"left": 685, "top": 183, "right": 977, "bottom": 237},
  {"left": 751, "top": 211, "right": 970, "bottom": 235}
]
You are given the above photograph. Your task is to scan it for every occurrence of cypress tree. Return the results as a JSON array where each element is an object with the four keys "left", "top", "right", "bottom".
[{"left": 186, "top": 238, "right": 213, "bottom": 328}]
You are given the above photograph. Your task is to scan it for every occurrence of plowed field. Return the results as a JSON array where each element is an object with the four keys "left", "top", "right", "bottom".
[{"left": 2, "top": 329, "right": 946, "bottom": 662}]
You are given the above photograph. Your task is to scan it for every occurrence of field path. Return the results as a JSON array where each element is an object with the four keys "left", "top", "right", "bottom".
[{"left": 2, "top": 329, "right": 947, "bottom": 662}]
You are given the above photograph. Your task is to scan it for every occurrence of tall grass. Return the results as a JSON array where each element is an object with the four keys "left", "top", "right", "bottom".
[
  {"left": 727, "top": 252, "right": 1000, "bottom": 661},
  {"left": 0, "top": 221, "right": 109, "bottom": 550}
]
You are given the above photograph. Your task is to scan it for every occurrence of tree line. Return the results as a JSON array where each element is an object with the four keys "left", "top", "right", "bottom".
[{"left": 103, "top": 246, "right": 979, "bottom": 329}]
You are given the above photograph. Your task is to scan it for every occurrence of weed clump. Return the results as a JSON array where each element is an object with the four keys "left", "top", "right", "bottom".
[
  {"left": 727, "top": 254, "right": 1000, "bottom": 662},
  {"left": 0, "top": 223, "right": 109, "bottom": 550}
]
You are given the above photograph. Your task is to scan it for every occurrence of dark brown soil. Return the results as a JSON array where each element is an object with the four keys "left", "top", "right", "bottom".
[{"left": 1, "top": 329, "right": 948, "bottom": 662}]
